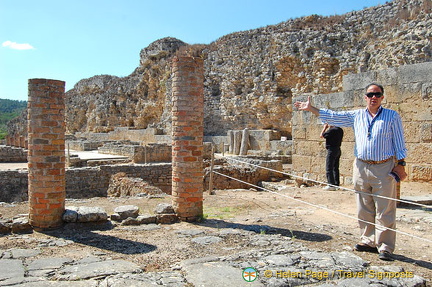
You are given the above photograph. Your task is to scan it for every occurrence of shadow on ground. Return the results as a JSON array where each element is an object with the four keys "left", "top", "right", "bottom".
[
  {"left": 197, "top": 219, "right": 333, "bottom": 242},
  {"left": 41, "top": 221, "right": 157, "bottom": 255},
  {"left": 393, "top": 254, "right": 432, "bottom": 271}
]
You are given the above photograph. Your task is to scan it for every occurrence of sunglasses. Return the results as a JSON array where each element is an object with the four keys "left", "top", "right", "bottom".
[{"left": 365, "top": 92, "right": 383, "bottom": 98}]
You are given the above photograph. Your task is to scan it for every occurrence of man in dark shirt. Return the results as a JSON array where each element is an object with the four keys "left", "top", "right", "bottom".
[{"left": 321, "top": 123, "right": 344, "bottom": 190}]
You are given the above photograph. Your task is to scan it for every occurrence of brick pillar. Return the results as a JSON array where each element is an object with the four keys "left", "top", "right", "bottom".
[
  {"left": 27, "top": 79, "right": 66, "bottom": 229},
  {"left": 171, "top": 56, "right": 204, "bottom": 222},
  {"left": 10, "top": 134, "right": 15, "bottom": 147}
]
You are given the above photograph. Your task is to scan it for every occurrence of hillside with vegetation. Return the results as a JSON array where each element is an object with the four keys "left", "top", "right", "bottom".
[{"left": 0, "top": 99, "right": 27, "bottom": 140}]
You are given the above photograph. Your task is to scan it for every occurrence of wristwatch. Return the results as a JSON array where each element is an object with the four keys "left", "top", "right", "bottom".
[{"left": 397, "top": 160, "right": 406, "bottom": 166}]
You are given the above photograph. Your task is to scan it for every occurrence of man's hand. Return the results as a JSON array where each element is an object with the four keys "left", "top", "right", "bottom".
[
  {"left": 320, "top": 123, "right": 329, "bottom": 138},
  {"left": 392, "top": 165, "right": 407, "bottom": 181},
  {"left": 294, "top": 96, "right": 320, "bottom": 116},
  {"left": 294, "top": 96, "right": 312, "bottom": 111}
]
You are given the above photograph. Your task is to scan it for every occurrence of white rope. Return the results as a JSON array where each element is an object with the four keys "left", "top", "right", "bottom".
[
  {"left": 220, "top": 155, "right": 432, "bottom": 209},
  {"left": 213, "top": 170, "right": 432, "bottom": 244}
]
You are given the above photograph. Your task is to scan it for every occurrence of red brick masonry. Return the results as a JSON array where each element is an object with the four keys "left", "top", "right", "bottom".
[
  {"left": 171, "top": 57, "right": 204, "bottom": 222},
  {"left": 27, "top": 79, "right": 66, "bottom": 229}
]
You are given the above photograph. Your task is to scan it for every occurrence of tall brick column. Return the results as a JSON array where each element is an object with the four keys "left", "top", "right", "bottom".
[
  {"left": 171, "top": 56, "right": 204, "bottom": 222},
  {"left": 27, "top": 79, "right": 66, "bottom": 229}
]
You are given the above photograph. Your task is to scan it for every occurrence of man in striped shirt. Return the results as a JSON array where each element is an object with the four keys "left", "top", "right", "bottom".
[{"left": 294, "top": 83, "right": 407, "bottom": 261}]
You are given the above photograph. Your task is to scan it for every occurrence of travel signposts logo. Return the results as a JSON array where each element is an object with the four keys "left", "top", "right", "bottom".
[{"left": 242, "top": 267, "right": 258, "bottom": 282}]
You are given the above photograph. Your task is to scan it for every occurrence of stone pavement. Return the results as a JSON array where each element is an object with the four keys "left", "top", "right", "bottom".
[
  {"left": 0, "top": 192, "right": 430, "bottom": 286},
  {"left": 0, "top": 223, "right": 429, "bottom": 287}
]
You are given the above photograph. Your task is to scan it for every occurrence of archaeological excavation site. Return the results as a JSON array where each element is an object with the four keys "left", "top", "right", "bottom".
[{"left": 0, "top": 0, "right": 431, "bottom": 286}]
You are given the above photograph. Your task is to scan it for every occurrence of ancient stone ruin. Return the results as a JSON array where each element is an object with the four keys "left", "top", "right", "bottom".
[{"left": 1, "top": 0, "right": 431, "bottom": 228}]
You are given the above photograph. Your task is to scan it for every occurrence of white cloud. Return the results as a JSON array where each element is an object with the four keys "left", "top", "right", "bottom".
[{"left": 2, "top": 40, "right": 35, "bottom": 50}]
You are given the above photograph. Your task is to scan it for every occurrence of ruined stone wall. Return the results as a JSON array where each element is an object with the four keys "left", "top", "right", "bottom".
[
  {"left": 0, "top": 164, "right": 172, "bottom": 202},
  {"left": 0, "top": 170, "right": 28, "bottom": 202},
  {"left": 292, "top": 62, "right": 432, "bottom": 184},
  {"left": 44, "top": 0, "right": 430, "bottom": 138},
  {"left": 74, "top": 127, "right": 163, "bottom": 143},
  {"left": 67, "top": 140, "right": 104, "bottom": 151},
  {"left": 0, "top": 159, "right": 286, "bottom": 202},
  {"left": 98, "top": 143, "right": 172, "bottom": 163},
  {"left": 0, "top": 145, "right": 27, "bottom": 162},
  {"left": 66, "top": 164, "right": 173, "bottom": 197},
  {"left": 204, "top": 158, "right": 285, "bottom": 190}
]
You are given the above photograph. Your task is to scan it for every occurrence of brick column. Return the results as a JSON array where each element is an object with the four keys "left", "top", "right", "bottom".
[
  {"left": 27, "top": 79, "right": 66, "bottom": 229},
  {"left": 171, "top": 56, "right": 204, "bottom": 222}
]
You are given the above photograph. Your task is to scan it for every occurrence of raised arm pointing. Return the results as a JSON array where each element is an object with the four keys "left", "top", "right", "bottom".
[{"left": 293, "top": 96, "right": 320, "bottom": 116}]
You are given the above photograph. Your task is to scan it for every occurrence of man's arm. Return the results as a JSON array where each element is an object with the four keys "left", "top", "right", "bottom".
[
  {"left": 320, "top": 123, "right": 329, "bottom": 138},
  {"left": 391, "top": 113, "right": 408, "bottom": 181},
  {"left": 293, "top": 96, "right": 320, "bottom": 116}
]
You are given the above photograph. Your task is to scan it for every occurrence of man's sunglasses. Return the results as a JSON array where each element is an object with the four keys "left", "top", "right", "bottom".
[{"left": 366, "top": 92, "right": 383, "bottom": 98}]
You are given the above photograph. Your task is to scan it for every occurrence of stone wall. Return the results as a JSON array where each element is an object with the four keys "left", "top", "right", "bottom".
[
  {"left": 0, "top": 170, "right": 28, "bottom": 202},
  {"left": 74, "top": 127, "right": 164, "bottom": 144},
  {"left": 97, "top": 143, "right": 172, "bottom": 163},
  {"left": 0, "top": 145, "right": 27, "bottom": 162},
  {"left": 0, "top": 158, "right": 287, "bottom": 203},
  {"left": 292, "top": 62, "right": 432, "bottom": 184},
  {"left": 0, "top": 164, "right": 172, "bottom": 202},
  {"left": 67, "top": 140, "right": 105, "bottom": 151},
  {"left": 205, "top": 158, "right": 286, "bottom": 190}
]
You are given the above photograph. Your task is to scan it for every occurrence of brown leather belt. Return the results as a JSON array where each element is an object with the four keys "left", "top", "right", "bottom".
[{"left": 358, "top": 158, "right": 393, "bottom": 165}]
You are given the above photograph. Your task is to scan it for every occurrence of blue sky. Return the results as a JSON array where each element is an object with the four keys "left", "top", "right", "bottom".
[{"left": 1, "top": 0, "right": 385, "bottom": 101}]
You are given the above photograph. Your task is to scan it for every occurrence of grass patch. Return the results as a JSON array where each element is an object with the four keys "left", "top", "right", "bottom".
[{"left": 203, "top": 206, "right": 245, "bottom": 220}]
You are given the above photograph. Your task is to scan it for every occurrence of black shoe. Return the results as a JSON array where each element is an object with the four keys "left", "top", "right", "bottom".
[
  {"left": 379, "top": 251, "right": 394, "bottom": 261},
  {"left": 354, "top": 244, "right": 378, "bottom": 253}
]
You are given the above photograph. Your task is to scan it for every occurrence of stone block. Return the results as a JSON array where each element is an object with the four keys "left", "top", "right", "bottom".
[
  {"left": 293, "top": 127, "right": 306, "bottom": 140},
  {"left": 0, "top": 220, "right": 12, "bottom": 234},
  {"left": 155, "top": 203, "right": 175, "bottom": 214},
  {"left": 292, "top": 155, "right": 311, "bottom": 172},
  {"left": 12, "top": 217, "right": 32, "bottom": 234},
  {"left": 113, "top": 205, "right": 140, "bottom": 220},
  {"left": 137, "top": 215, "right": 157, "bottom": 224},
  {"left": 407, "top": 143, "right": 432, "bottom": 165},
  {"left": 410, "top": 165, "right": 432, "bottom": 182},
  {"left": 343, "top": 71, "right": 377, "bottom": 91},
  {"left": 121, "top": 217, "right": 141, "bottom": 226},
  {"left": 63, "top": 207, "right": 79, "bottom": 223},
  {"left": 376, "top": 67, "right": 399, "bottom": 86},
  {"left": 157, "top": 214, "right": 179, "bottom": 224},
  {"left": 420, "top": 123, "right": 432, "bottom": 143},
  {"left": 399, "top": 62, "right": 432, "bottom": 84},
  {"left": 421, "top": 82, "right": 432, "bottom": 101},
  {"left": 76, "top": 207, "right": 108, "bottom": 223}
]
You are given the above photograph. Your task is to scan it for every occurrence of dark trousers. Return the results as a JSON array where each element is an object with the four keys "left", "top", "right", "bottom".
[{"left": 326, "top": 148, "right": 341, "bottom": 186}]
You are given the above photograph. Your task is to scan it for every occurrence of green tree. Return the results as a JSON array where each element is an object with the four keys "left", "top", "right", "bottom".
[{"left": 0, "top": 99, "right": 27, "bottom": 140}]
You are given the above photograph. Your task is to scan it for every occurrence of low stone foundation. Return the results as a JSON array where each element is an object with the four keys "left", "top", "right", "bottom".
[
  {"left": 0, "top": 163, "right": 172, "bottom": 202},
  {"left": 98, "top": 142, "right": 173, "bottom": 163},
  {"left": 0, "top": 158, "right": 287, "bottom": 203},
  {"left": 205, "top": 157, "right": 286, "bottom": 190},
  {"left": 0, "top": 145, "right": 27, "bottom": 163}
]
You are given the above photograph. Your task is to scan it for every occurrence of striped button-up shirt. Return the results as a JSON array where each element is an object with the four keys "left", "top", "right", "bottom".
[{"left": 319, "top": 107, "right": 407, "bottom": 161}]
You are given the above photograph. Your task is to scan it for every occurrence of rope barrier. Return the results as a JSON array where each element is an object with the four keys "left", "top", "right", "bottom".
[
  {"left": 213, "top": 170, "right": 432, "bottom": 244},
  {"left": 219, "top": 155, "right": 432, "bottom": 209}
]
